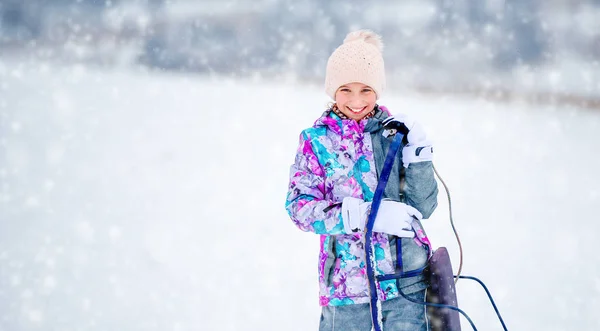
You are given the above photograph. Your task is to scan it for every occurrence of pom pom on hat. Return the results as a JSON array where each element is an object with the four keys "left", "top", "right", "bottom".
[
  {"left": 343, "top": 30, "right": 384, "bottom": 52},
  {"left": 325, "top": 30, "right": 386, "bottom": 100}
]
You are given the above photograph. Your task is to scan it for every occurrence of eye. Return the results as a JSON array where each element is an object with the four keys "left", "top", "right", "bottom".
[
  {"left": 362, "top": 88, "right": 373, "bottom": 93},
  {"left": 339, "top": 88, "right": 351, "bottom": 92}
]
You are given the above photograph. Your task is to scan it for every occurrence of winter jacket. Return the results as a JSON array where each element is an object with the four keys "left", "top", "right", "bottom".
[{"left": 285, "top": 106, "right": 438, "bottom": 307}]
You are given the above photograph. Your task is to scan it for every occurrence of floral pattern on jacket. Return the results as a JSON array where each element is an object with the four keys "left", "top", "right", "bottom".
[{"left": 287, "top": 108, "right": 404, "bottom": 306}]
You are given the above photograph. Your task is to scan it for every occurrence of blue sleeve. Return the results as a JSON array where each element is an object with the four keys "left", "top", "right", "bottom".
[{"left": 403, "top": 161, "right": 438, "bottom": 219}]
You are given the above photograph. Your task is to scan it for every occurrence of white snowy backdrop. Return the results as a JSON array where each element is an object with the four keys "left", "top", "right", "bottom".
[{"left": 2, "top": 1, "right": 600, "bottom": 330}]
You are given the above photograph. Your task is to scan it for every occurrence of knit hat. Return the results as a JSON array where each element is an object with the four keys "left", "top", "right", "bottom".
[{"left": 324, "top": 30, "right": 385, "bottom": 100}]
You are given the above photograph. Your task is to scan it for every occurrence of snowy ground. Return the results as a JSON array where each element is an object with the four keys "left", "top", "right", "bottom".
[{"left": 1, "top": 59, "right": 599, "bottom": 330}]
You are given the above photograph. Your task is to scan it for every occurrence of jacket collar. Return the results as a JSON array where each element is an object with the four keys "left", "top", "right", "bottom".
[{"left": 313, "top": 105, "right": 391, "bottom": 134}]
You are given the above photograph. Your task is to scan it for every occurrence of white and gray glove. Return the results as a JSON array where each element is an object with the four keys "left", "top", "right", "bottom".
[
  {"left": 382, "top": 114, "right": 434, "bottom": 168},
  {"left": 373, "top": 200, "right": 422, "bottom": 238},
  {"left": 341, "top": 197, "right": 421, "bottom": 238}
]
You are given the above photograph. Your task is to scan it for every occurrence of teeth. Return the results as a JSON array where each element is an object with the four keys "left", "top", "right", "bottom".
[{"left": 348, "top": 107, "right": 365, "bottom": 113}]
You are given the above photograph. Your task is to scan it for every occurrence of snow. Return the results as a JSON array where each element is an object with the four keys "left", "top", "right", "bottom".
[{"left": 1, "top": 58, "right": 600, "bottom": 331}]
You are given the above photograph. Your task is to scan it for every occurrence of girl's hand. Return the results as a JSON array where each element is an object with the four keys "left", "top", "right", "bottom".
[
  {"left": 382, "top": 114, "right": 433, "bottom": 168},
  {"left": 382, "top": 114, "right": 427, "bottom": 144}
]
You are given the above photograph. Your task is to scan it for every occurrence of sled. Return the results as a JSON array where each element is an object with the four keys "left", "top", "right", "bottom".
[{"left": 426, "top": 247, "right": 461, "bottom": 331}]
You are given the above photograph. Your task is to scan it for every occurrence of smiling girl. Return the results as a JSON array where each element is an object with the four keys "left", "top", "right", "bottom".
[{"left": 285, "top": 30, "right": 438, "bottom": 330}]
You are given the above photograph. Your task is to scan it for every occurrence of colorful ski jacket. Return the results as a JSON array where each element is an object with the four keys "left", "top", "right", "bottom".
[{"left": 286, "top": 106, "right": 438, "bottom": 307}]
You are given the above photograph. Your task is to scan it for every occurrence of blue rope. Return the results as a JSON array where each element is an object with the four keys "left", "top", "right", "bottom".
[
  {"left": 376, "top": 266, "right": 426, "bottom": 281},
  {"left": 396, "top": 234, "right": 403, "bottom": 272},
  {"left": 456, "top": 275, "right": 508, "bottom": 331},
  {"left": 364, "top": 133, "right": 404, "bottom": 331},
  {"left": 381, "top": 238, "right": 431, "bottom": 281},
  {"left": 391, "top": 274, "right": 510, "bottom": 331},
  {"left": 396, "top": 286, "right": 478, "bottom": 331}
]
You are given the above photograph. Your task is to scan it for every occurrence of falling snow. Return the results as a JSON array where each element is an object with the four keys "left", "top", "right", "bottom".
[{"left": 1, "top": 1, "right": 600, "bottom": 330}]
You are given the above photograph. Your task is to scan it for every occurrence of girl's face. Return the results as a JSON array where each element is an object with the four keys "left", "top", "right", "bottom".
[{"left": 334, "top": 82, "right": 377, "bottom": 121}]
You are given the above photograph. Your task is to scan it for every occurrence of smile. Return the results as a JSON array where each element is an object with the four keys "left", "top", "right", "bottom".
[{"left": 347, "top": 106, "right": 367, "bottom": 113}]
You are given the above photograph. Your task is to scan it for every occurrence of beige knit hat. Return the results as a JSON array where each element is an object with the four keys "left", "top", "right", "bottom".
[{"left": 324, "top": 30, "right": 385, "bottom": 100}]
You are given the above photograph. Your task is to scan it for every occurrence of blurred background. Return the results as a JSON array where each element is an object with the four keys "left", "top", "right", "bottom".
[
  {"left": 2, "top": 0, "right": 600, "bottom": 103},
  {"left": 1, "top": 1, "right": 600, "bottom": 331}
]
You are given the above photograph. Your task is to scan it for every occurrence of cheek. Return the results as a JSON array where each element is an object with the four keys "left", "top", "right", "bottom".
[
  {"left": 367, "top": 94, "right": 377, "bottom": 105},
  {"left": 334, "top": 93, "right": 347, "bottom": 105}
]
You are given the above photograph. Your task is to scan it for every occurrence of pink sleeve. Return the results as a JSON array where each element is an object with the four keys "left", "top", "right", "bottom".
[{"left": 285, "top": 132, "right": 346, "bottom": 235}]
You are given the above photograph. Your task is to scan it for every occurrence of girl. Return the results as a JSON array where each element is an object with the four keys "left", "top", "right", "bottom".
[{"left": 285, "top": 30, "right": 438, "bottom": 330}]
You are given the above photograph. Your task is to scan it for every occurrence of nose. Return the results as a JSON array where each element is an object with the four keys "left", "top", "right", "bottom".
[
  {"left": 347, "top": 93, "right": 364, "bottom": 105},
  {"left": 349, "top": 99, "right": 366, "bottom": 108}
]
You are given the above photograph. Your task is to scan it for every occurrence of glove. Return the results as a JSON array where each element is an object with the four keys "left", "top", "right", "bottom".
[
  {"left": 401, "top": 144, "right": 434, "bottom": 168},
  {"left": 341, "top": 197, "right": 422, "bottom": 238},
  {"left": 382, "top": 114, "right": 426, "bottom": 143},
  {"left": 341, "top": 197, "right": 371, "bottom": 233},
  {"left": 382, "top": 114, "right": 433, "bottom": 168},
  {"left": 372, "top": 200, "right": 422, "bottom": 238}
]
